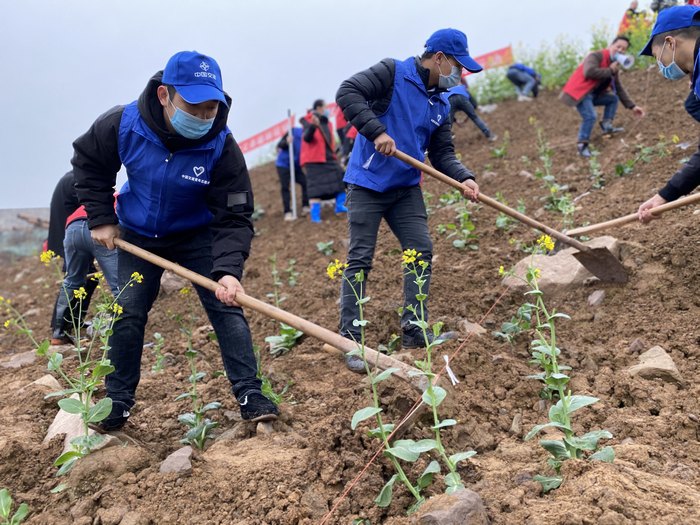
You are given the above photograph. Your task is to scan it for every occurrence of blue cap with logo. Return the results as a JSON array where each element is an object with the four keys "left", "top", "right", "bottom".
[
  {"left": 639, "top": 5, "right": 700, "bottom": 56},
  {"left": 162, "top": 51, "right": 228, "bottom": 107},
  {"left": 425, "top": 28, "right": 482, "bottom": 73}
]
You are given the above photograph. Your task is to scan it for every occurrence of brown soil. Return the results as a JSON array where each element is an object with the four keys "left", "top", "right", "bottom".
[{"left": 2, "top": 69, "right": 700, "bottom": 524}]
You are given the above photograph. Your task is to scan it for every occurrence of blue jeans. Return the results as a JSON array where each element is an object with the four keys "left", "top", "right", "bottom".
[
  {"left": 575, "top": 93, "right": 619, "bottom": 143},
  {"left": 54, "top": 219, "right": 119, "bottom": 337},
  {"left": 104, "top": 225, "right": 261, "bottom": 424},
  {"left": 448, "top": 94, "right": 493, "bottom": 137},
  {"left": 340, "top": 184, "right": 433, "bottom": 341},
  {"left": 507, "top": 67, "right": 536, "bottom": 96}
]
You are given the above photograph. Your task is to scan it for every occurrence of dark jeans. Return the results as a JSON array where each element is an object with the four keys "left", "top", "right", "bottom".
[
  {"left": 575, "top": 93, "right": 619, "bottom": 142},
  {"left": 686, "top": 91, "right": 700, "bottom": 123},
  {"left": 276, "top": 165, "right": 309, "bottom": 213},
  {"left": 105, "top": 226, "right": 261, "bottom": 418},
  {"left": 448, "top": 94, "right": 493, "bottom": 137},
  {"left": 507, "top": 67, "right": 536, "bottom": 96},
  {"left": 340, "top": 184, "right": 433, "bottom": 341}
]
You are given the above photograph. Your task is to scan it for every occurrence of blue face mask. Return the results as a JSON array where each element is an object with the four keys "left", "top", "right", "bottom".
[
  {"left": 167, "top": 97, "right": 215, "bottom": 139},
  {"left": 323, "top": 109, "right": 330, "bottom": 118},
  {"left": 437, "top": 55, "right": 462, "bottom": 89},
  {"left": 657, "top": 40, "right": 686, "bottom": 80}
]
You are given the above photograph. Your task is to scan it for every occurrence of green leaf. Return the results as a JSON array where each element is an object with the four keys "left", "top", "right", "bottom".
[
  {"left": 547, "top": 457, "right": 563, "bottom": 472},
  {"left": 525, "top": 422, "right": 572, "bottom": 441},
  {"left": 565, "top": 395, "right": 599, "bottom": 414},
  {"left": 589, "top": 446, "right": 616, "bottom": 463},
  {"left": 372, "top": 368, "right": 399, "bottom": 384},
  {"left": 415, "top": 294, "right": 427, "bottom": 301},
  {"left": 417, "top": 460, "right": 441, "bottom": 489},
  {"left": 345, "top": 349, "right": 362, "bottom": 356},
  {"left": 385, "top": 440, "right": 420, "bottom": 462},
  {"left": 540, "top": 440, "right": 569, "bottom": 459},
  {"left": 445, "top": 472, "right": 462, "bottom": 487},
  {"left": 201, "top": 402, "right": 222, "bottom": 413},
  {"left": 92, "top": 364, "right": 115, "bottom": 378},
  {"left": 449, "top": 451, "right": 477, "bottom": 465},
  {"left": 431, "top": 419, "right": 457, "bottom": 430},
  {"left": 422, "top": 386, "right": 447, "bottom": 407},
  {"left": 533, "top": 475, "right": 562, "bottom": 493},
  {"left": 10, "top": 503, "right": 28, "bottom": 525},
  {"left": 374, "top": 474, "right": 398, "bottom": 507},
  {"left": 44, "top": 388, "right": 82, "bottom": 399},
  {"left": 446, "top": 483, "right": 466, "bottom": 495},
  {"left": 352, "top": 319, "right": 369, "bottom": 327},
  {"left": 189, "top": 372, "right": 206, "bottom": 383},
  {"left": 0, "top": 489, "right": 11, "bottom": 519},
  {"left": 547, "top": 313, "right": 571, "bottom": 321},
  {"left": 58, "top": 397, "right": 85, "bottom": 415},
  {"left": 407, "top": 497, "right": 426, "bottom": 515},
  {"left": 409, "top": 320, "right": 429, "bottom": 331},
  {"left": 174, "top": 392, "right": 194, "bottom": 402},
  {"left": 351, "top": 407, "right": 382, "bottom": 430},
  {"left": 524, "top": 290, "right": 543, "bottom": 296},
  {"left": 178, "top": 413, "right": 197, "bottom": 427},
  {"left": 367, "top": 424, "right": 395, "bottom": 439},
  {"left": 50, "top": 484, "right": 67, "bottom": 494},
  {"left": 548, "top": 403, "right": 566, "bottom": 425},
  {"left": 48, "top": 351, "right": 63, "bottom": 371},
  {"left": 56, "top": 456, "right": 79, "bottom": 477},
  {"left": 358, "top": 297, "right": 371, "bottom": 304},
  {"left": 87, "top": 397, "right": 113, "bottom": 423},
  {"left": 37, "top": 339, "right": 50, "bottom": 356},
  {"left": 54, "top": 450, "right": 83, "bottom": 466},
  {"left": 70, "top": 434, "right": 105, "bottom": 450},
  {"left": 409, "top": 439, "right": 440, "bottom": 453}
]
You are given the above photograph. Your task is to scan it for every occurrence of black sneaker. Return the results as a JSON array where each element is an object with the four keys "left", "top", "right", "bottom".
[
  {"left": 402, "top": 330, "right": 457, "bottom": 350},
  {"left": 345, "top": 355, "right": 366, "bottom": 374},
  {"left": 239, "top": 392, "right": 278, "bottom": 422}
]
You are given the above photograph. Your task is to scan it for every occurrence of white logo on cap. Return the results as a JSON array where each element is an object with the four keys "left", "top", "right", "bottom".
[{"left": 199, "top": 61, "right": 210, "bottom": 71}]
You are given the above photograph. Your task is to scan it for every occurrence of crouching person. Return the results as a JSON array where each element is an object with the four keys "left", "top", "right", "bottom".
[{"left": 72, "top": 50, "right": 277, "bottom": 431}]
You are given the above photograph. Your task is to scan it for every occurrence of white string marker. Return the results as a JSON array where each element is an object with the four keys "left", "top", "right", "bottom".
[{"left": 443, "top": 355, "right": 460, "bottom": 386}]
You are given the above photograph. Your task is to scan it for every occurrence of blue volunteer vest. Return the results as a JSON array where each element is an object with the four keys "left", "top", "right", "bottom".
[
  {"left": 344, "top": 57, "right": 451, "bottom": 193},
  {"left": 116, "top": 102, "right": 228, "bottom": 237},
  {"left": 447, "top": 85, "right": 469, "bottom": 98},
  {"left": 275, "top": 127, "right": 302, "bottom": 169}
]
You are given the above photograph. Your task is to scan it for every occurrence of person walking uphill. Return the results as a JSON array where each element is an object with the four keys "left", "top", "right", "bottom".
[
  {"left": 559, "top": 36, "right": 646, "bottom": 157},
  {"left": 336, "top": 28, "right": 481, "bottom": 372},
  {"left": 72, "top": 50, "right": 278, "bottom": 431},
  {"left": 275, "top": 127, "right": 309, "bottom": 221},
  {"left": 638, "top": 6, "right": 700, "bottom": 222},
  {"left": 299, "top": 100, "right": 347, "bottom": 223}
]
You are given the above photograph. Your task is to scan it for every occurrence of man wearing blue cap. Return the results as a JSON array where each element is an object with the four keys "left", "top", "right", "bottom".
[
  {"left": 72, "top": 50, "right": 278, "bottom": 430},
  {"left": 336, "top": 28, "right": 480, "bottom": 371},
  {"left": 638, "top": 5, "right": 700, "bottom": 221}
]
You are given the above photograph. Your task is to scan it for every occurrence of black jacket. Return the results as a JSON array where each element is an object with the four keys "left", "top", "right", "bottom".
[
  {"left": 71, "top": 72, "right": 254, "bottom": 281},
  {"left": 47, "top": 171, "right": 80, "bottom": 258},
  {"left": 335, "top": 57, "right": 474, "bottom": 183}
]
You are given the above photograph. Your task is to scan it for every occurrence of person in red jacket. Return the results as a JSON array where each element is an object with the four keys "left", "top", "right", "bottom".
[
  {"left": 559, "top": 36, "right": 645, "bottom": 157},
  {"left": 299, "top": 99, "right": 347, "bottom": 223}
]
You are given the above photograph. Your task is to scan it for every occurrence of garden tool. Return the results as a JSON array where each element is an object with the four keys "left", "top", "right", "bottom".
[
  {"left": 566, "top": 192, "right": 700, "bottom": 237},
  {"left": 112, "top": 238, "right": 428, "bottom": 394},
  {"left": 392, "top": 149, "right": 628, "bottom": 283}
]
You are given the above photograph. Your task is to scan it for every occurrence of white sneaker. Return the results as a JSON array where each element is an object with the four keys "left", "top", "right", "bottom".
[
  {"left": 301, "top": 206, "right": 310, "bottom": 217},
  {"left": 284, "top": 212, "right": 294, "bottom": 222},
  {"left": 487, "top": 134, "right": 498, "bottom": 142},
  {"left": 517, "top": 94, "right": 533, "bottom": 102}
]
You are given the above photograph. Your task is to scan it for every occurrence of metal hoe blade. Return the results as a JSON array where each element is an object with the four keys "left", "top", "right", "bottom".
[{"left": 572, "top": 247, "right": 628, "bottom": 283}]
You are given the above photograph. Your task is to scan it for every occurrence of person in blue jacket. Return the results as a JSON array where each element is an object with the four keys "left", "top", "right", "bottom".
[
  {"left": 506, "top": 63, "right": 541, "bottom": 101},
  {"left": 336, "top": 28, "right": 481, "bottom": 371},
  {"left": 446, "top": 82, "right": 497, "bottom": 140},
  {"left": 275, "top": 128, "right": 309, "bottom": 221},
  {"left": 72, "top": 51, "right": 278, "bottom": 431}
]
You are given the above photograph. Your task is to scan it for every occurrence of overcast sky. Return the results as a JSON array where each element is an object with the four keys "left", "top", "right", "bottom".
[{"left": 0, "top": 0, "right": 643, "bottom": 209}]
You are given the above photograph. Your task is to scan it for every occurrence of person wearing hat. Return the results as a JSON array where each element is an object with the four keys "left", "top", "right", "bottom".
[
  {"left": 72, "top": 50, "right": 278, "bottom": 430},
  {"left": 559, "top": 36, "right": 646, "bottom": 157},
  {"left": 335, "top": 28, "right": 480, "bottom": 371},
  {"left": 638, "top": 5, "right": 700, "bottom": 222}
]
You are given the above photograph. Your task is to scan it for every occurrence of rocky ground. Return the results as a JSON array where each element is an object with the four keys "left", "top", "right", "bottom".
[{"left": 2, "top": 68, "right": 700, "bottom": 524}]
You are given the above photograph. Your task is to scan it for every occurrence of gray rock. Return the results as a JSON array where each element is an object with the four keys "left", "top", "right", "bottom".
[
  {"left": 16, "top": 374, "right": 61, "bottom": 394},
  {"left": 621, "top": 437, "right": 635, "bottom": 445},
  {"left": 161, "top": 352, "right": 178, "bottom": 369},
  {"left": 510, "top": 413, "right": 523, "bottom": 436},
  {"left": 160, "top": 446, "right": 193, "bottom": 475},
  {"left": 21, "top": 308, "right": 41, "bottom": 317},
  {"left": 120, "top": 511, "right": 152, "bottom": 525},
  {"left": 95, "top": 506, "right": 129, "bottom": 525},
  {"left": 159, "top": 271, "right": 189, "bottom": 294},
  {"left": 417, "top": 489, "right": 490, "bottom": 525},
  {"left": 0, "top": 350, "right": 36, "bottom": 368},
  {"left": 629, "top": 338, "right": 645, "bottom": 353},
  {"left": 223, "top": 410, "right": 243, "bottom": 423},
  {"left": 519, "top": 170, "right": 535, "bottom": 180},
  {"left": 491, "top": 355, "right": 504, "bottom": 363},
  {"left": 457, "top": 319, "right": 487, "bottom": 336},
  {"left": 627, "top": 345, "right": 686, "bottom": 388},
  {"left": 73, "top": 517, "right": 93, "bottom": 525},
  {"left": 301, "top": 489, "right": 328, "bottom": 519},
  {"left": 513, "top": 472, "right": 532, "bottom": 484},
  {"left": 257, "top": 421, "right": 273, "bottom": 436},
  {"left": 588, "top": 290, "right": 605, "bottom": 307}
]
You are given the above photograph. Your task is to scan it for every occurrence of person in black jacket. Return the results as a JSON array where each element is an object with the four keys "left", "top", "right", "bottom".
[
  {"left": 72, "top": 50, "right": 277, "bottom": 430},
  {"left": 336, "top": 28, "right": 481, "bottom": 371}
]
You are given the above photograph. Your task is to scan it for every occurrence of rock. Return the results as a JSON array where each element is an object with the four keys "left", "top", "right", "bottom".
[
  {"left": 626, "top": 345, "right": 686, "bottom": 388},
  {"left": 690, "top": 414, "right": 699, "bottom": 423},
  {"left": 71, "top": 498, "right": 97, "bottom": 519},
  {"left": 510, "top": 413, "right": 523, "bottom": 436},
  {"left": 533, "top": 207, "right": 546, "bottom": 219},
  {"left": 340, "top": 238, "right": 350, "bottom": 249},
  {"left": 16, "top": 374, "right": 61, "bottom": 394},
  {"left": 159, "top": 271, "right": 189, "bottom": 294},
  {"left": 161, "top": 352, "right": 178, "bottom": 369},
  {"left": 519, "top": 170, "right": 535, "bottom": 180},
  {"left": 73, "top": 517, "right": 93, "bottom": 525},
  {"left": 588, "top": 290, "right": 605, "bottom": 307},
  {"left": 502, "top": 236, "right": 621, "bottom": 296},
  {"left": 417, "top": 489, "right": 490, "bottom": 525},
  {"left": 621, "top": 437, "right": 635, "bottom": 445},
  {"left": 301, "top": 488, "right": 328, "bottom": 519},
  {"left": 491, "top": 354, "right": 504, "bottom": 363},
  {"left": 257, "top": 421, "right": 273, "bottom": 436},
  {"left": 513, "top": 472, "right": 532, "bottom": 484},
  {"left": 482, "top": 171, "right": 497, "bottom": 180},
  {"left": 13, "top": 268, "right": 30, "bottom": 283},
  {"left": 457, "top": 319, "right": 486, "bottom": 336},
  {"left": 0, "top": 350, "right": 36, "bottom": 368},
  {"left": 598, "top": 510, "right": 630, "bottom": 525},
  {"left": 583, "top": 355, "right": 599, "bottom": 373},
  {"left": 629, "top": 338, "right": 645, "bottom": 353},
  {"left": 214, "top": 423, "right": 248, "bottom": 442},
  {"left": 160, "top": 446, "right": 193, "bottom": 475},
  {"left": 21, "top": 308, "right": 41, "bottom": 317},
  {"left": 67, "top": 447, "right": 150, "bottom": 499},
  {"left": 478, "top": 103, "right": 498, "bottom": 114},
  {"left": 223, "top": 410, "right": 243, "bottom": 423},
  {"left": 538, "top": 400, "right": 546, "bottom": 412},
  {"left": 120, "top": 512, "right": 151, "bottom": 525},
  {"left": 494, "top": 387, "right": 506, "bottom": 400},
  {"left": 563, "top": 163, "right": 579, "bottom": 173},
  {"left": 95, "top": 506, "right": 129, "bottom": 525}
]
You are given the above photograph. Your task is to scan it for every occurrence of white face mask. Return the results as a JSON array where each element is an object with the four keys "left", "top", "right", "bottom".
[{"left": 437, "top": 54, "right": 461, "bottom": 89}]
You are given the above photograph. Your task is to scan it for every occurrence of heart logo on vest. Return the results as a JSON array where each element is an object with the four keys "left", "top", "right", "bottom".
[{"left": 193, "top": 166, "right": 205, "bottom": 178}]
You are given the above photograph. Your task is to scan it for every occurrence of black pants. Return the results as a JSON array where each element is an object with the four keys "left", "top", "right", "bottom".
[
  {"left": 686, "top": 91, "right": 700, "bottom": 123},
  {"left": 340, "top": 184, "right": 433, "bottom": 341},
  {"left": 448, "top": 94, "right": 492, "bottom": 137},
  {"left": 276, "top": 166, "right": 309, "bottom": 213}
]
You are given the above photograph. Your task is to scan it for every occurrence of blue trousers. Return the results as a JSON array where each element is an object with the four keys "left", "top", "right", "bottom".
[
  {"left": 507, "top": 68, "right": 537, "bottom": 96},
  {"left": 575, "top": 93, "right": 619, "bottom": 143}
]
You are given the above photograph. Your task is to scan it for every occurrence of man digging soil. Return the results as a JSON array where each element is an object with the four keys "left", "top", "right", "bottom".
[
  {"left": 336, "top": 28, "right": 481, "bottom": 372},
  {"left": 71, "top": 50, "right": 278, "bottom": 431}
]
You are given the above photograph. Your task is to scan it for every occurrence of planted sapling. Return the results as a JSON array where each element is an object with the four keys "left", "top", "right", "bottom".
[
  {"left": 255, "top": 346, "right": 291, "bottom": 405},
  {"left": 284, "top": 259, "right": 299, "bottom": 286},
  {"left": 0, "top": 489, "right": 28, "bottom": 525},
  {"left": 317, "top": 240, "right": 336, "bottom": 256},
  {"left": 151, "top": 332, "right": 165, "bottom": 373},
  {"left": 265, "top": 254, "right": 303, "bottom": 355}
]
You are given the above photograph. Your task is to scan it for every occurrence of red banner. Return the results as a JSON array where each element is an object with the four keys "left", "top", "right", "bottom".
[
  {"left": 238, "top": 116, "right": 294, "bottom": 154},
  {"left": 462, "top": 45, "right": 514, "bottom": 77}
]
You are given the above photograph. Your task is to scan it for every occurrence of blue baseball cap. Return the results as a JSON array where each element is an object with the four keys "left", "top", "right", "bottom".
[
  {"left": 426, "top": 28, "right": 482, "bottom": 73},
  {"left": 162, "top": 51, "right": 228, "bottom": 107},
  {"left": 639, "top": 5, "right": 700, "bottom": 56}
]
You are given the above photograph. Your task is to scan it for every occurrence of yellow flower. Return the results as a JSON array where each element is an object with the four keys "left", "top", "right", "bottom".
[
  {"left": 5, "top": 299, "right": 10, "bottom": 305},
  {"left": 529, "top": 116, "right": 535, "bottom": 124},
  {"left": 40, "top": 250, "right": 55, "bottom": 265},
  {"left": 130, "top": 272, "right": 144, "bottom": 284},
  {"left": 498, "top": 265, "right": 505, "bottom": 275},
  {"left": 550, "top": 186, "right": 556, "bottom": 194},
  {"left": 534, "top": 269, "right": 541, "bottom": 279},
  {"left": 4, "top": 320, "right": 10, "bottom": 328},
  {"left": 537, "top": 235, "right": 555, "bottom": 252},
  {"left": 673, "top": 135, "right": 680, "bottom": 144},
  {"left": 112, "top": 303, "right": 123, "bottom": 315},
  {"left": 659, "top": 134, "right": 665, "bottom": 141},
  {"left": 418, "top": 260, "right": 427, "bottom": 267},
  {"left": 180, "top": 287, "right": 191, "bottom": 297},
  {"left": 91, "top": 272, "right": 104, "bottom": 282},
  {"left": 509, "top": 238, "right": 516, "bottom": 245},
  {"left": 0, "top": 296, "right": 4, "bottom": 302},
  {"left": 402, "top": 249, "right": 419, "bottom": 265},
  {"left": 326, "top": 259, "right": 346, "bottom": 280},
  {"left": 73, "top": 287, "right": 87, "bottom": 300}
]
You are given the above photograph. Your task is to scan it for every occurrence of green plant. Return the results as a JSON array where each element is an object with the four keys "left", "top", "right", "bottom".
[
  {"left": 255, "top": 346, "right": 291, "bottom": 405},
  {"left": 377, "top": 334, "right": 401, "bottom": 356},
  {"left": 317, "top": 241, "right": 336, "bottom": 256},
  {"left": 438, "top": 201, "right": 480, "bottom": 251},
  {"left": 499, "top": 238, "right": 614, "bottom": 492},
  {"left": 172, "top": 287, "right": 220, "bottom": 449},
  {"left": 353, "top": 519, "right": 371, "bottom": 525},
  {"left": 423, "top": 191, "right": 435, "bottom": 218},
  {"left": 284, "top": 259, "right": 299, "bottom": 286},
  {"left": 624, "top": 12, "right": 656, "bottom": 69},
  {"left": 252, "top": 202, "right": 265, "bottom": 221},
  {"left": 0, "top": 489, "right": 28, "bottom": 525},
  {"left": 491, "top": 131, "right": 509, "bottom": 158},
  {"left": 264, "top": 254, "right": 303, "bottom": 355},
  {"left": 615, "top": 135, "right": 677, "bottom": 177},
  {"left": 494, "top": 304, "right": 532, "bottom": 344},
  {"left": 494, "top": 192, "right": 526, "bottom": 231},
  {"left": 588, "top": 146, "right": 604, "bottom": 190},
  {"left": 589, "top": 19, "right": 614, "bottom": 52},
  {"left": 151, "top": 332, "right": 165, "bottom": 373},
  {"left": 266, "top": 253, "right": 286, "bottom": 306}
]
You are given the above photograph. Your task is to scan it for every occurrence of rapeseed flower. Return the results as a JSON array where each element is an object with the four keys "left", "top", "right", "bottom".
[
  {"left": 498, "top": 266, "right": 505, "bottom": 275},
  {"left": 40, "top": 250, "right": 55, "bottom": 265},
  {"left": 534, "top": 269, "right": 541, "bottom": 279},
  {"left": 537, "top": 235, "right": 555, "bottom": 252},
  {"left": 4, "top": 320, "right": 10, "bottom": 328},
  {"left": 73, "top": 287, "right": 87, "bottom": 300},
  {"left": 112, "top": 303, "right": 123, "bottom": 315},
  {"left": 130, "top": 272, "right": 144, "bottom": 284},
  {"left": 327, "top": 259, "right": 346, "bottom": 279},
  {"left": 180, "top": 287, "right": 191, "bottom": 297},
  {"left": 402, "top": 249, "right": 421, "bottom": 264}
]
